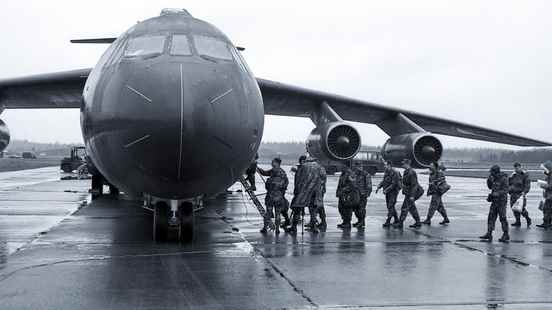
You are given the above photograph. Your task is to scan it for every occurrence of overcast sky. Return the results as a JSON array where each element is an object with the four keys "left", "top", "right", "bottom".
[{"left": 0, "top": 0, "right": 551, "bottom": 149}]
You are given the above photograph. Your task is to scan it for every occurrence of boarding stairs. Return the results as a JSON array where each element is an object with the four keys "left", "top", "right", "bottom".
[{"left": 238, "top": 176, "right": 275, "bottom": 230}]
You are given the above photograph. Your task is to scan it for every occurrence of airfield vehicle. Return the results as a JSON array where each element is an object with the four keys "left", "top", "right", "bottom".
[
  {"left": 21, "top": 151, "right": 37, "bottom": 159},
  {"left": 60, "top": 146, "right": 86, "bottom": 173},
  {"left": 321, "top": 147, "right": 384, "bottom": 175}
]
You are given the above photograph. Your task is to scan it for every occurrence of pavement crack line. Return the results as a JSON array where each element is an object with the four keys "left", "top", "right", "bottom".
[
  {"left": 0, "top": 250, "right": 212, "bottom": 283},
  {"left": 216, "top": 211, "right": 319, "bottom": 308},
  {"left": 409, "top": 228, "right": 552, "bottom": 273}
]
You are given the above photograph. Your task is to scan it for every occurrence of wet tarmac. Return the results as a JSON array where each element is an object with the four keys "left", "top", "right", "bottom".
[{"left": 1, "top": 166, "right": 552, "bottom": 309}]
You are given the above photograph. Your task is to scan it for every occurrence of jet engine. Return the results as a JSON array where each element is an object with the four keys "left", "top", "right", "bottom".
[
  {"left": 0, "top": 119, "right": 10, "bottom": 153},
  {"left": 381, "top": 133, "right": 443, "bottom": 168},
  {"left": 306, "top": 122, "right": 361, "bottom": 161}
]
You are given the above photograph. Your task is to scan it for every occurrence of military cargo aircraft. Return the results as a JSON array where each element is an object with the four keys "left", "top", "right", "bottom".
[{"left": 0, "top": 8, "right": 549, "bottom": 241}]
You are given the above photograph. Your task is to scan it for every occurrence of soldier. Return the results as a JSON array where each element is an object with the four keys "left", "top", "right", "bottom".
[
  {"left": 422, "top": 162, "right": 450, "bottom": 225},
  {"left": 479, "top": 165, "right": 510, "bottom": 242},
  {"left": 393, "top": 159, "right": 422, "bottom": 229},
  {"left": 257, "top": 158, "right": 289, "bottom": 234},
  {"left": 509, "top": 162, "right": 532, "bottom": 227},
  {"left": 537, "top": 161, "right": 552, "bottom": 229},
  {"left": 376, "top": 161, "right": 401, "bottom": 228},
  {"left": 336, "top": 165, "right": 358, "bottom": 229},
  {"left": 287, "top": 159, "right": 326, "bottom": 234},
  {"left": 352, "top": 162, "right": 372, "bottom": 229},
  {"left": 245, "top": 153, "right": 259, "bottom": 191}
]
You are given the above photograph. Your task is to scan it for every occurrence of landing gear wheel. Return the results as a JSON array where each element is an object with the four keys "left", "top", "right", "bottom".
[
  {"left": 91, "top": 174, "right": 104, "bottom": 200},
  {"left": 154, "top": 202, "right": 169, "bottom": 242},
  {"left": 178, "top": 202, "right": 194, "bottom": 243}
]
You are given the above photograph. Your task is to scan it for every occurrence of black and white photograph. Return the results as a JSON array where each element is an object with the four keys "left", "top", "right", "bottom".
[{"left": 1, "top": 1, "right": 552, "bottom": 309}]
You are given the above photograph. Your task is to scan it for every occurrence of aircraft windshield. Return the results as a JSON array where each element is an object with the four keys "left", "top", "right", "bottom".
[
  {"left": 193, "top": 35, "right": 233, "bottom": 61},
  {"left": 124, "top": 35, "right": 166, "bottom": 57},
  {"left": 170, "top": 35, "right": 192, "bottom": 56}
]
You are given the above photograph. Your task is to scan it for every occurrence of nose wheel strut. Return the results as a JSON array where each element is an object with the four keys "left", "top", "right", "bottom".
[{"left": 153, "top": 200, "right": 195, "bottom": 242}]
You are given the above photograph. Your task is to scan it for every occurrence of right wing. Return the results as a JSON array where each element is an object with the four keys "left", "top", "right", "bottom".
[
  {"left": 258, "top": 78, "right": 551, "bottom": 147},
  {"left": 0, "top": 69, "right": 91, "bottom": 109}
]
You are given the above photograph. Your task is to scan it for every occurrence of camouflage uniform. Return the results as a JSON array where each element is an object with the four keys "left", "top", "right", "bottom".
[
  {"left": 353, "top": 166, "right": 372, "bottom": 227},
  {"left": 336, "top": 168, "right": 357, "bottom": 227},
  {"left": 377, "top": 167, "right": 401, "bottom": 225},
  {"left": 508, "top": 170, "right": 531, "bottom": 226},
  {"left": 258, "top": 167, "right": 289, "bottom": 232},
  {"left": 424, "top": 167, "right": 449, "bottom": 224},
  {"left": 397, "top": 167, "right": 421, "bottom": 226},
  {"left": 540, "top": 161, "right": 552, "bottom": 228},
  {"left": 289, "top": 161, "right": 326, "bottom": 233},
  {"left": 485, "top": 168, "right": 510, "bottom": 237}
]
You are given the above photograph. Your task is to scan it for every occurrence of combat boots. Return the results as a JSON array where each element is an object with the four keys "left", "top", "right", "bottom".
[
  {"left": 382, "top": 218, "right": 392, "bottom": 228},
  {"left": 337, "top": 222, "right": 351, "bottom": 229},
  {"left": 392, "top": 221, "right": 403, "bottom": 229},
  {"left": 479, "top": 232, "right": 493, "bottom": 242},
  {"left": 498, "top": 232, "right": 510, "bottom": 243},
  {"left": 421, "top": 219, "right": 431, "bottom": 225}
]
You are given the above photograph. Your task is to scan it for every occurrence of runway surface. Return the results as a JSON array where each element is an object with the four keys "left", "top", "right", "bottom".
[{"left": 1, "top": 166, "right": 552, "bottom": 309}]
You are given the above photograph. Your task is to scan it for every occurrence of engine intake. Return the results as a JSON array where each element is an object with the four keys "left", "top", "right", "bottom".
[
  {"left": 307, "top": 122, "right": 361, "bottom": 161},
  {"left": 382, "top": 133, "right": 443, "bottom": 168},
  {"left": 0, "top": 119, "right": 10, "bottom": 153}
]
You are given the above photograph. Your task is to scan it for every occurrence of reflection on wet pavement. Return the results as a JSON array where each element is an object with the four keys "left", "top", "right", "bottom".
[{"left": 0, "top": 166, "right": 552, "bottom": 309}]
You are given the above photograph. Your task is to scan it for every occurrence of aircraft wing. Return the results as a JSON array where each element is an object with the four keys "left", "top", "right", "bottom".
[
  {"left": 0, "top": 69, "right": 91, "bottom": 109},
  {"left": 257, "top": 78, "right": 551, "bottom": 147}
]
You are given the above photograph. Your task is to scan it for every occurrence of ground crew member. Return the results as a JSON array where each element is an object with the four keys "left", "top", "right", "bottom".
[
  {"left": 352, "top": 162, "right": 372, "bottom": 229},
  {"left": 479, "top": 165, "right": 510, "bottom": 242},
  {"left": 245, "top": 153, "right": 259, "bottom": 191},
  {"left": 287, "top": 159, "right": 325, "bottom": 234},
  {"left": 257, "top": 158, "right": 288, "bottom": 234},
  {"left": 509, "top": 162, "right": 532, "bottom": 227},
  {"left": 393, "top": 159, "right": 422, "bottom": 229},
  {"left": 376, "top": 161, "right": 401, "bottom": 228},
  {"left": 537, "top": 161, "right": 552, "bottom": 229},
  {"left": 336, "top": 165, "right": 358, "bottom": 229},
  {"left": 422, "top": 162, "right": 450, "bottom": 225}
]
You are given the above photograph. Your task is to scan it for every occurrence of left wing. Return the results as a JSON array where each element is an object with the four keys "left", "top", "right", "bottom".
[
  {"left": 258, "top": 78, "right": 551, "bottom": 147},
  {"left": 0, "top": 69, "right": 91, "bottom": 109}
]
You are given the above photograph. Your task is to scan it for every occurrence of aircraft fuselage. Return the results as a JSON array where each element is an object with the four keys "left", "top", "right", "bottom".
[{"left": 81, "top": 10, "right": 264, "bottom": 199}]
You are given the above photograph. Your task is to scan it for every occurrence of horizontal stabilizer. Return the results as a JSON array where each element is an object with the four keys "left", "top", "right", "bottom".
[{"left": 70, "top": 38, "right": 117, "bottom": 44}]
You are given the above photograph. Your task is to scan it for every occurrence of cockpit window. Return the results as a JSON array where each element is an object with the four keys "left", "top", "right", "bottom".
[
  {"left": 193, "top": 35, "right": 233, "bottom": 61},
  {"left": 124, "top": 35, "right": 166, "bottom": 57},
  {"left": 170, "top": 35, "right": 192, "bottom": 56}
]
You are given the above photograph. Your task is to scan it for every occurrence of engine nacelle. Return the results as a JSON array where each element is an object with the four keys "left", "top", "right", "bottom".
[
  {"left": 306, "top": 122, "right": 361, "bottom": 161},
  {"left": 382, "top": 133, "right": 443, "bottom": 168},
  {"left": 0, "top": 119, "right": 10, "bottom": 153}
]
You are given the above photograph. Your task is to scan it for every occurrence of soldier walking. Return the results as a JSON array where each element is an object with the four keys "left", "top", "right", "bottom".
[
  {"left": 257, "top": 158, "right": 289, "bottom": 234},
  {"left": 352, "top": 162, "right": 372, "bottom": 229},
  {"left": 479, "top": 165, "right": 510, "bottom": 242},
  {"left": 509, "top": 162, "right": 532, "bottom": 227},
  {"left": 336, "top": 166, "right": 358, "bottom": 229},
  {"left": 537, "top": 161, "right": 552, "bottom": 229},
  {"left": 422, "top": 162, "right": 450, "bottom": 225},
  {"left": 376, "top": 161, "right": 401, "bottom": 228},
  {"left": 287, "top": 159, "right": 326, "bottom": 234},
  {"left": 393, "top": 159, "right": 422, "bottom": 229}
]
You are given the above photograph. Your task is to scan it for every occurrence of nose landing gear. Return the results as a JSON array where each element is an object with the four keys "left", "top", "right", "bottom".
[{"left": 152, "top": 198, "right": 196, "bottom": 242}]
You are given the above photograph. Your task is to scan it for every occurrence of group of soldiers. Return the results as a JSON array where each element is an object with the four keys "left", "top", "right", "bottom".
[
  {"left": 246, "top": 155, "right": 552, "bottom": 241},
  {"left": 245, "top": 155, "right": 452, "bottom": 235},
  {"left": 478, "top": 161, "right": 552, "bottom": 242}
]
